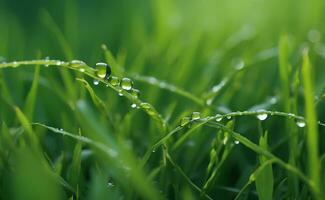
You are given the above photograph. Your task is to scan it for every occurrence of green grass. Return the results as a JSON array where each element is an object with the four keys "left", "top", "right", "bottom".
[{"left": 1, "top": 0, "right": 325, "bottom": 199}]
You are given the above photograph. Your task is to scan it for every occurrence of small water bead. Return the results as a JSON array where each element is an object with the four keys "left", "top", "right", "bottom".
[
  {"left": 70, "top": 60, "right": 85, "bottom": 68},
  {"left": 215, "top": 114, "right": 223, "bottom": 122},
  {"left": 256, "top": 111, "right": 268, "bottom": 121},
  {"left": 180, "top": 117, "right": 191, "bottom": 127},
  {"left": 121, "top": 77, "right": 133, "bottom": 90},
  {"left": 130, "top": 88, "right": 140, "bottom": 98},
  {"left": 232, "top": 58, "right": 245, "bottom": 70},
  {"left": 96, "top": 62, "right": 111, "bottom": 79},
  {"left": 45, "top": 56, "right": 50, "bottom": 67},
  {"left": 12, "top": 61, "right": 18, "bottom": 67},
  {"left": 56, "top": 61, "right": 64, "bottom": 66},
  {"left": 191, "top": 112, "right": 201, "bottom": 120},
  {"left": 131, "top": 103, "right": 137, "bottom": 108},
  {"left": 234, "top": 140, "right": 240, "bottom": 144},
  {"left": 79, "top": 68, "right": 85, "bottom": 72},
  {"left": 295, "top": 119, "right": 306, "bottom": 128},
  {"left": 93, "top": 79, "right": 100, "bottom": 85},
  {"left": 226, "top": 116, "right": 232, "bottom": 120},
  {"left": 108, "top": 76, "right": 120, "bottom": 86},
  {"left": 107, "top": 181, "right": 115, "bottom": 188}
]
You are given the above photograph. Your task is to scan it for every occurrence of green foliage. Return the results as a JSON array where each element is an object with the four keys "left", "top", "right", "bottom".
[{"left": 1, "top": 0, "right": 325, "bottom": 199}]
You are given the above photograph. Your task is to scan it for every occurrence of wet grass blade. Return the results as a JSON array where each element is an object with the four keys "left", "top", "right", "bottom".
[
  {"left": 24, "top": 64, "right": 40, "bottom": 120},
  {"left": 255, "top": 132, "right": 273, "bottom": 200},
  {"left": 301, "top": 48, "right": 321, "bottom": 197}
]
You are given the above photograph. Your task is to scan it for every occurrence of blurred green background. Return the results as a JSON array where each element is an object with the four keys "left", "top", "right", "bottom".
[{"left": 0, "top": 0, "right": 325, "bottom": 199}]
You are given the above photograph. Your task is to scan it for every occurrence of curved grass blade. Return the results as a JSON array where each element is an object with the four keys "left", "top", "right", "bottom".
[
  {"left": 301, "top": 48, "right": 321, "bottom": 196},
  {"left": 24, "top": 64, "right": 40, "bottom": 120},
  {"left": 34, "top": 123, "right": 163, "bottom": 200},
  {"left": 129, "top": 73, "right": 205, "bottom": 106},
  {"left": 0, "top": 60, "right": 167, "bottom": 129},
  {"left": 165, "top": 151, "right": 213, "bottom": 200}
]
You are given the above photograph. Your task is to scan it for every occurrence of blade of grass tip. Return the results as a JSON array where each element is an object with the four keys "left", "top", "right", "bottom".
[
  {"left": 301, "top": 48, "right": 321, "bottom": 197},
  {"left": 255, "top": 132, "right": 274, "bottom": 200},
  {"left": 24, "top": 61, "right": 41, "bottom": 120},
  {"left": 14, "top": 106, "right": 38, "bottom": 150},
  {"left": 235, "top": 159, "right": 276, "bottom": 200},
  {"left": 101, "top": 44, "right": 124, "bottom": 76}
]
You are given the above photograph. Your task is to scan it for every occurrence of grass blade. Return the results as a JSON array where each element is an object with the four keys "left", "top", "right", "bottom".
[
  {"left": 301, "top": 48, "right": 321, "bottom": 196},
  {"left": 24, "top": 64, "right": 40, "bottom": 120}
]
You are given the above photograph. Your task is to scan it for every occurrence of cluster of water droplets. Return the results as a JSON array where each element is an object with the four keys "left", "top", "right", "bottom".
[
  {"left": 254, "top": 110, "right": 306, "bottom": 128},
  {"left": 75, "top": 61, "right": 142, "bottom": 108},
  {"left": 180, "top": 112, "right": 201, "bottom": 127}
]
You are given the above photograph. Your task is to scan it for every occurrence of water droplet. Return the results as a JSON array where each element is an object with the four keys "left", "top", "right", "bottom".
[
  {"left": 106, "top": 84, "right": 109, "bottom": 87},
  {"left": 206, "top": 98, "right": 213, "bottom": 106},
  {"left": 70, "top": 60, "right": 85, "bottom": 68},
  {"left": 191, "top": 112, "right": 201, "bottom": 120},
  {"left": 45, "top": 56, "right": 50, "bottom": 67},
  {"left": 79, "top": 68, "right": 85, "bottom": 72},
  {"left": 130, "top": 88, "right": 140, "bottom": 98},
  {"left": 107, "top": 182, "right": 114, "bottom": 188},
  {"left": 232, "top": 58, "right": 245, "bottom": 70},
  {"left": 108, "top": 76, "right": 120, "bottom": 86},
  {"left": 152, "top": 149, "right": 156, "bottom": 153},
  {"left": 121, "top": 77, "right": 133, "bottom": 90},
  {"left": 131, "top": 103, "right": 137, "bottom": 108},
  {"left": 295, "top": 119, "right": 306, "bottom": 128},
  {"left": 180, "top": 117, "right": 190, "bottom": 127},
  {"left": 234, "top": 140, "right": 240, "bottom": 144},
  {"left": 56, "top": 61, "right": 63, "bottom": 66},
  {"left": 12, "top": 61, "right": 18, "bottom": 67},
  {"left": 215, "top": 114, "right": 223, "bottom": 122},
  {"left": 95, "top": 62, "right": 111, "bottom": 79},
  {"left": 256, "top": 113, "right": 268, "bottom": 121},
  {"left": 59, "top": 128, "right": 63, "bottom": 131},
  {"left": 226, "top": 116, "right": 232, "bottom": 120},
  {"left": 93, "top": 79, "right": 99, "bottom": 85}
]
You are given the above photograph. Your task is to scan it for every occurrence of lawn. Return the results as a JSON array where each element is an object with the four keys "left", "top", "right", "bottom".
[{"left": 0, "top": 0, "right": 325, "bottom": 199}]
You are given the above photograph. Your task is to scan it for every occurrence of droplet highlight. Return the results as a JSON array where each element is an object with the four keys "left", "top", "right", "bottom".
[
  {"left": 96, "top": 62, "right": 111, "bottom": 79},
  {"left": 191, "top": 112, "right": 201, "bottom": 120},
  {"left": 93, "top": 79, "right": 100, "bottom": 85},
  {"left": 295, "top": 119, "right": 306, "bottom": 128},
  {"left": 256, "top": 113, "right": 268, "bottom": 121},
  {"left": 121, "top": 77, "right": 133, "bottom": 90},
  {"left": 108, "top": 76, "right": 120, "bottom": 86}
]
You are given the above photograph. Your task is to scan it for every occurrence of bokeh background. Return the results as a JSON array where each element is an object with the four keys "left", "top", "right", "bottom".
[{"left": 1, "top": 0, "right": 325, "bottom": 199}]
